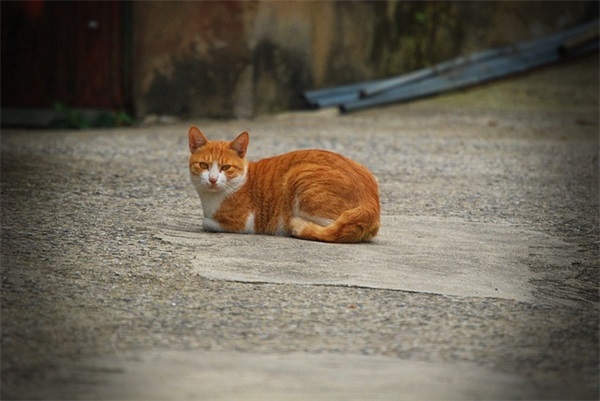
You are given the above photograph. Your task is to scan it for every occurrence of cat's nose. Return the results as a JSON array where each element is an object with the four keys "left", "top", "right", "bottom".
[{"left": 209, "top": 177, "right": 218, "bottom": 184}]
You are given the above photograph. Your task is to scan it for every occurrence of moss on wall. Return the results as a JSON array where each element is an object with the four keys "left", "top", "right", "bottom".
[
  {"left": 252, "top": 40, "right": 313, "bottom": 114},
  {"left": 369, "top": 2, "right": 464, "bottom": 76}
]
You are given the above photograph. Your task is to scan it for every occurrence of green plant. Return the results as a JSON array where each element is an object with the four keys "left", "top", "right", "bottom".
[
  {"left": 50, "top": 102, "right": 135, "bottom": 129},
  {"left": 51, "top": 102, "right": 90, "bottom": 129},
  {"left": 93, "top": 110, "right": 135, "bottom": 128}
]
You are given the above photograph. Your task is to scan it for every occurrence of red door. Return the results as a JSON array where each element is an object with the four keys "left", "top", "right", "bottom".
[{"left": 1, "top": 1, "right": 126, "bottom": 110}]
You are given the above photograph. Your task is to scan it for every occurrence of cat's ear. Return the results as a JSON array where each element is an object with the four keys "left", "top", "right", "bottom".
[
  {"left": 230, "top": 131, "right": 249, "bottom": 158},
  {"left": 188, "top": 126, "right": 208, "bottom": 153}
]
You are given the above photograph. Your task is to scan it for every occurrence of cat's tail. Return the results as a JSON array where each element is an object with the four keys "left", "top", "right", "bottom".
[{"left": 290, "top": 205, "right": 380, "bottom": 243}]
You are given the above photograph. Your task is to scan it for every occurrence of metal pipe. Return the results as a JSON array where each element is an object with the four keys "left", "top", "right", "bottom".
[
  {"left": 303, "top": 78, "right": 386, "bottom": 108},
  {"left": 359, "top": 48, "right": 502, "bottom": 98},
  {"left": 340, "top": 19, "right": 599, "bottom": 113}
]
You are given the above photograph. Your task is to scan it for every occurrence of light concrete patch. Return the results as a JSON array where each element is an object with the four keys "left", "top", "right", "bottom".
[
  {"left": 44, "top": 351, "right": 552, "bottom": 400},
  {"left": 158, "top": 216, "right": 575, "bottom": 304}
]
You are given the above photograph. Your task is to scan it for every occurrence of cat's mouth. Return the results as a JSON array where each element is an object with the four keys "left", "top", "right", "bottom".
[{"left": 204, "top": 183, "right": 222, "bottom": 192}]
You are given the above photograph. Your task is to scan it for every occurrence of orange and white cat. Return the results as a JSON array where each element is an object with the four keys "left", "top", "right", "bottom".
[{"left": 188, "top": 126, "right": 380, "bottom": 243}]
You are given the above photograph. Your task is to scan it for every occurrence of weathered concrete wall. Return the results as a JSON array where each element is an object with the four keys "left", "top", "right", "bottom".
[
  {"left": 132, "top": 2, "right": 250, "bottom": 118},
  {"left": 132, "top": 1, "right": 596, "bottom": 119}
]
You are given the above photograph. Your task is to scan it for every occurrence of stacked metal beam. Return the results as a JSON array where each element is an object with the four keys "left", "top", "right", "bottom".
[{"left": 303, "top": 19, "right": 599, "bottom": 113}]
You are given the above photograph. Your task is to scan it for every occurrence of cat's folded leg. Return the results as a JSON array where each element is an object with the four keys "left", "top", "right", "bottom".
[{"left": 289, "top": 206, "right": 378, "bottom": 243}]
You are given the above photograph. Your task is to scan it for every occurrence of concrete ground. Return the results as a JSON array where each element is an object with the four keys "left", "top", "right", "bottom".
[{"left": 1, "top": 55, "right": 598, "bottom": 400}]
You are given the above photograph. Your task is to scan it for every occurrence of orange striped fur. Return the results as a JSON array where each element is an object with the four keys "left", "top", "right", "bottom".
[{"left": 188, "top": 126, "right": 380, "bottom": 243}]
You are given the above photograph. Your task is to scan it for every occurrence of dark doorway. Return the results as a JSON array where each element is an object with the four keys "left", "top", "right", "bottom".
[{"left": 1, "top": 1, "right": 127, "bottom": 112}]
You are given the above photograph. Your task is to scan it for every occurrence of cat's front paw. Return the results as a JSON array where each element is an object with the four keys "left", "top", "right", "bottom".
[{"left": 202, "top": 218, "right": 224, "bottom": 232}]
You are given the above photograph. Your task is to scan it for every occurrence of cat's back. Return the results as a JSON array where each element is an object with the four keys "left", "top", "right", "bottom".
[
  {"left": 247, "top": 148, "right": 379, "bottom": 204},
  {"left": 252, "top": 149, "right": 373, "bottom": 176}
]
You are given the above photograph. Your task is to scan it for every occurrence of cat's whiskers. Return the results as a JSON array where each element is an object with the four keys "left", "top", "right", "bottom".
[{"left": 223, "top": 173, "right": 247, "bottom": 195}]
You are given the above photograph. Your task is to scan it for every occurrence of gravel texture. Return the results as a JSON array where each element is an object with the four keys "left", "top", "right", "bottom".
[{"left": 1, "top": 55, "right": 598, "bottom": 399}]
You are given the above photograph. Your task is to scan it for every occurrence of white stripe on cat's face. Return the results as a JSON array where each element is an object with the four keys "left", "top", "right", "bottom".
[{"left": 200, "top": 162, "right": 226, "bottom": 191}]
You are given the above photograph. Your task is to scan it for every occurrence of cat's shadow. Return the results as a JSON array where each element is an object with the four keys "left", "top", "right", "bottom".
[
  {"left": 162, "top": 215, "right": 386, "bottom": 246},
  {"left": 160, "top": 215, "right": 204, "bottom": 235}
]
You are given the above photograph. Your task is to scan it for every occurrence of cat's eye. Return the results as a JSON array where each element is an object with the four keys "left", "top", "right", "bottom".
[
  {"left": 198, "top": 162, "right": 209, "bottom": 170},
  {"left": 221, "top": 165, "right": 231, "bottom": 171}
]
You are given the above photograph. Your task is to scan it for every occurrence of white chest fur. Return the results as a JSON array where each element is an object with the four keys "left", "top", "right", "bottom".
[
  {"left": 195, "top": 191, "right": 228, "bottom": 232},
  {"left": 190, "top": 170, "right": 253, "bottom": 234},
  {"left": 197, "top": 191, "right": 228, "bottom": 218}
]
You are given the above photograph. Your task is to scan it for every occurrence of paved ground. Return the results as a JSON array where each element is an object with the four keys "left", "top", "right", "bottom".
[{"left": 1, "top": 55, "right": 598, "bottom": 400}]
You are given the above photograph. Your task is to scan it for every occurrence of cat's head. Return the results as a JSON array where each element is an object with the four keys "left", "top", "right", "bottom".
[{"left": 188, "top": 126, "right": 249, "bottom": 195}]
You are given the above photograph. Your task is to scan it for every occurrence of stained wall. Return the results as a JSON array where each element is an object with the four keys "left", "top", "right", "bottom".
[{"left": 131, "top": 1, "right": 596, "bottom": 119}]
